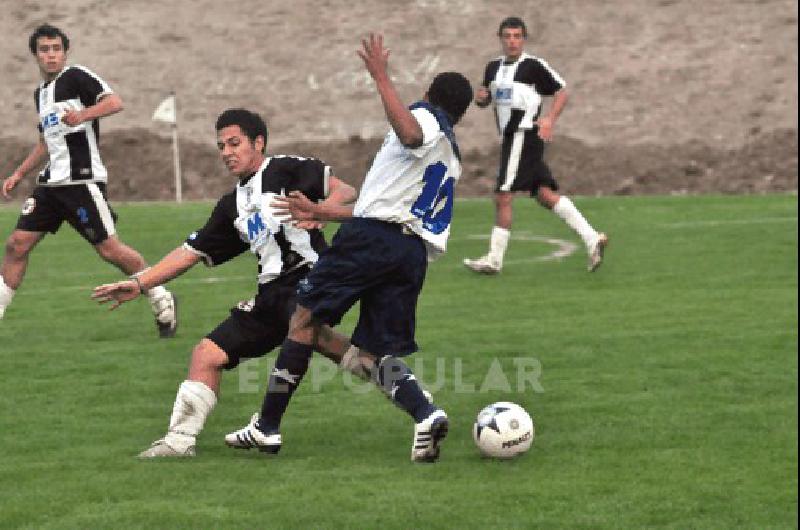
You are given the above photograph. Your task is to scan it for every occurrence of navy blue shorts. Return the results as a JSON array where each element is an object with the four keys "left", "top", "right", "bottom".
[{"left": 297, "top": 218, "right": 428, "bottom": 357}]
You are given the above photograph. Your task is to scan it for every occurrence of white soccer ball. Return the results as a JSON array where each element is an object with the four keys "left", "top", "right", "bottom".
[{"left": 473, "top": 401, "right": 535, "bottom": 458}]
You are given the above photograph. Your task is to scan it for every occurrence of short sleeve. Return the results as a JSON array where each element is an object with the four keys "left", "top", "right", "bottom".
[
  {"left": 482, "top": 60, "right": 498, "bottom": 88},
  {"left": 522, "top": 58, "right": 565, "bottom": 96},
  {"left": 408, "top": 107, "right": 441, "bottom": 158},
  {"left": 183, "top": 192, "right": 248, "bottom": 266},
  {"left": 70, "top": 66, "right": 114, "bottom": 108},
  {"left": 34, "top": 88, "right": 42, "bottom": 132},
  {"left": 289, "top": 158, "right": 330, "bottom": 202}
]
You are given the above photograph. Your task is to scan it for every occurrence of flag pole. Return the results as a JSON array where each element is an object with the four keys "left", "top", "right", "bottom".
[
  {"left": 153, "top": 91, "right": 182, "bottom": 203},
  {"left": 171, "top": 92, "right": 182, "bottom": 203}
]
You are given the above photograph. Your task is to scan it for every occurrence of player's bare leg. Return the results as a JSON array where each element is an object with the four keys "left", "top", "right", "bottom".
[
  {"left": 95, "top": 236, "right": 178, "bottom": 336},
  {"left": 139, "top": 339, "right": 225, "bottom": 458},
  {"left": 0, "top": 230, "right": 45, "bottom": 319},
  {"left": 464, "top": 192, "right": 512, "bottom": 274},
  {"left": 540, "top": 187, "right": 608, "bottom": 271}
]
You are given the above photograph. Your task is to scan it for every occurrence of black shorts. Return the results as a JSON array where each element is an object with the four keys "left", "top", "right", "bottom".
[
  {"left": 297, "top": 218, "right": 428, "bottom": 357},
  {"left": 15, "top": 183, "right": 118, "bottom": 245},
  {"left": 496, "top": 128, "right": 559, "bottom": 196},
  {"left": 206, "top": 266, "right": 309, "bottom": 370}
]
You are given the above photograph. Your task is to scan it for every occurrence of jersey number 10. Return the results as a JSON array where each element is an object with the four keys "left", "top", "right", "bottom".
[{"left": 410, "top": 161, "right": 454, "bottom": 235}]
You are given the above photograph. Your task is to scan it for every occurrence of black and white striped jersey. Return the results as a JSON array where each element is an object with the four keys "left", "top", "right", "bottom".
[
  {"left": 184, "top": 155, "right": 330, "bottom": 284},
  {"left": 34, "top": 65, "right": 114, "bottom": 186},
  {"left": 482, "top": 53, "right": 566, "bottom": 136}
]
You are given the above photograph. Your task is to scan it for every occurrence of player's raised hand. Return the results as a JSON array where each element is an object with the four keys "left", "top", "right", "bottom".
[
  {"left": 357, "top": 33, "right": 390, "bottom": 80},
  {"left": 92, "top": 280, "right": 140, "bottom": 310}
]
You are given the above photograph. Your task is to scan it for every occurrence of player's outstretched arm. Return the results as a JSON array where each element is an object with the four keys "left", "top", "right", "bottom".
[
  {"left": 92, "top": 246, "right": 199, "bottom": 310},
  {"left": 357, "top": 33, "right": 423, "bottom": 148},
  {"left": 272, "top": 176, "right": 356, "bottom": 225},
  {"left": 2, "top": 137, "right": 47, "bottom": 199}
]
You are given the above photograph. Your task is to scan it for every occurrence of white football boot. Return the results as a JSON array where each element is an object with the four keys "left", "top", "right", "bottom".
[
  {"left": 224, "top": 413, "right": 281, "bottom": 454},
  {"left": 150, "top": 291, "right": 178, "bottom": 338},
  {"left": 587, "top": 233, "right": 609, "bottom": 272},
  {"left": 138, "top": 438, "right": 195, "bottom": 458},
  {"left": 411, "top": 408, "right": 449, "bottom": 463},
  {"left": 463, "top": 255, "right": 501, "bottom": 275}
]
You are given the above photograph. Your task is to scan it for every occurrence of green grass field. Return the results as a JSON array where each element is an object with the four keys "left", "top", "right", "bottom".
[{"left": 0, "top": 194, "right": 796, "bottom": 529}]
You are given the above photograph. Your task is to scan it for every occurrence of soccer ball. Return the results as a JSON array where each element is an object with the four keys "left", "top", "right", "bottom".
[{"left": 473, "top": 402, "right": 535, "bottom": 458}]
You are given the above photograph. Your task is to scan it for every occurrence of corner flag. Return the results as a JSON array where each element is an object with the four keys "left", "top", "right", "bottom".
[
  {"left": 152, "top": 93, "right": 182, "bottom": 202},
  {"left": 152, "top": 94, "right": 177, "bottom": 124}
]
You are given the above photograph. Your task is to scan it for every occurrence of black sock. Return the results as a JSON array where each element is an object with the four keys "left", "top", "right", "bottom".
[
  {"left": 257, "top": 339, "right": 313, "bottom": 432},
  {"left": 375, "top": 356, "right": 435, "bottom": 423}
]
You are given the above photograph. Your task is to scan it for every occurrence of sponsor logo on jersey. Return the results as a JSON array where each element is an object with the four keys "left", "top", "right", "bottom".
[
  {"left": 495, "top": 87, "right": 512, "bottom": 102},
  {"left": 246, "top": 212, "right": 268, "bottom": 242},
  {"left": 41, "top": 112, "right": 60, "bottom": 131}
]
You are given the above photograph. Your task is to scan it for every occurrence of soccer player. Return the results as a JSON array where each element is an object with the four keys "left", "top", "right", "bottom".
[
  {"left": 0, "top": 24, "right": 177, "bottom": 335},
  {"left": 92, "top": 108, "right": 364, "bottom": 457},
  {"left": 463, "top": 17, "right": 608, "bottom": 274},
  {"left": 224, "top": 34, "right": 473, "bottom": 463}
]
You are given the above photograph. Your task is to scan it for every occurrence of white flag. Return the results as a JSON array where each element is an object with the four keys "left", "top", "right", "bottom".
[{"left": 152, "top": 94, "right": 176, "bottom": 124}]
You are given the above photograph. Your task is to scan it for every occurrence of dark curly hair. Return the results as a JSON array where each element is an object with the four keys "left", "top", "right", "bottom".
[
  {"left": 427, "top": 72, "right": 473, "bottom": 125},
  {"left": 215, "top": 108, "right": 268, "bottom": 153},
  {"left": 29, "top": 24, "right": 70, "bottom": 54}
]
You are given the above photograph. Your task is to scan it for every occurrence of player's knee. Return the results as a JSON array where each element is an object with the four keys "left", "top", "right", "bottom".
[
  {"left": 495, "top": 193, "right": 513, "bottom": 207},
  {"left": 536, "top": 188, "right": 559, "bottom": 209},
  {"left": 287, "top": 306, "right": 316, "bottom": 341},
  {"left": 5, "top": 233, "right": 35, "bottom": 258},
  {"left": 191, "top": 339, "right": 228, "bottom": 370}
]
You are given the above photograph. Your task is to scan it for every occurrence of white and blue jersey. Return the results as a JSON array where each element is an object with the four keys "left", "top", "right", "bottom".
[
  {"left": 353, "top": 102, "right": 461, "bottom": 260},
  {"left": 296, "top": 102, "right": 462, "bottom": 356}
]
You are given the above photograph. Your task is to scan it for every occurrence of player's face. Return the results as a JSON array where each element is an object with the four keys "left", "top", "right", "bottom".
[
  {"left": 35, "top": 36, "right": 67, "bottom": 78},
  {"left": 500, "top": 27, "right": 526, "bottom": 60},
  {"left": 217, "top": 125, "right": 265, "bottom": 178}
]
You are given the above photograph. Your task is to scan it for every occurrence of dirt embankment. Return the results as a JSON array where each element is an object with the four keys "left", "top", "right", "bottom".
[{"left": 1, "top": 127, "right": 795, "bottom": 202}]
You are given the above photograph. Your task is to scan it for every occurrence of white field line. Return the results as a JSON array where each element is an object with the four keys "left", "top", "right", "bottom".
[
  {"left": 452, "top": 232, "right": 580, "bottom": 266},
  {"left": 659, "top": 216, "right": 797, "bottom": 228}
]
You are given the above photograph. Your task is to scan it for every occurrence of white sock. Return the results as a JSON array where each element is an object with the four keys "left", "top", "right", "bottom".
[
  {"left": 0, "top": 276, "right": 15, "bottom": 319},
  {"left": 552, "top": 197, "right": 598, "bottom": 249},
  {"left": 163, "top": 380, "right": 217, "bottom": 452},
  {"left": 145, "top": 284, "right": 174, "bottom": 323},
  {"left": 146, "top": 284, "right": 168, "bottom": 302},
  {"left": 488, "top": 226, "right": 511, "bottom": 266}
]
